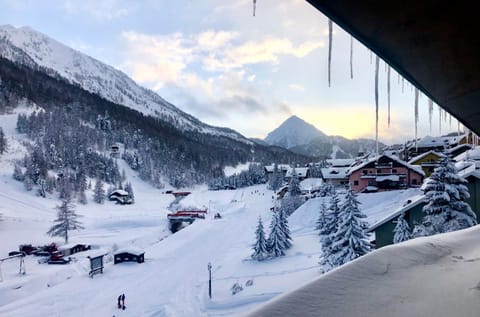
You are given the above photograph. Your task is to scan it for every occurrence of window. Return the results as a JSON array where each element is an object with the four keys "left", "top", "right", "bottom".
[
  {"left": 392, "top": 169, "right": 397, "bottom": 173},
  {"left": 412, "top": 179, "right": 417, "bottom": 185},
  {"left": 353, "top": 180, "right": 359, "bottom": 186},
  {"left": 362, "top": 170, "right": 368, "bottom": 175}
]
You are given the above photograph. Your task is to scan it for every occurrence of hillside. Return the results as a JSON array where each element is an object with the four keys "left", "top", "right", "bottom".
[{"left": 0, "top": 118, "right": 425, "bottom": 316}]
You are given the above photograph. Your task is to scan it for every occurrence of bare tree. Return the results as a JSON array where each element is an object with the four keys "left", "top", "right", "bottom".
[{"left": 47, "top": 196, "right": 84, "bottom": 244}]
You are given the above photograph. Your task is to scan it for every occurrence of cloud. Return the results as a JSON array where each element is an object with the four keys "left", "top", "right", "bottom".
[
  {"left": 247, "top": 74, "right": 256, "bottom": 82},
  {"left": 289, "top": 84, "right": 305, "bottom": 91},
  {"left": 63, "top": 0, "right": 128, "bottom": 20}
]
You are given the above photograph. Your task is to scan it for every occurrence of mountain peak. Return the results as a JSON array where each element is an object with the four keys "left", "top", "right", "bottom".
[{"left": 264, "top": 115, "right": 327, "bottom": 149}]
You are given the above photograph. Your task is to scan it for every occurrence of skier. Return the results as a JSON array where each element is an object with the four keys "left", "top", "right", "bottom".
[
  {"left": 121, "top": 293, "right": 125, "bottom": 310},
  {"left": 117, "top": 295, "right": 122, "bottom": 309}
]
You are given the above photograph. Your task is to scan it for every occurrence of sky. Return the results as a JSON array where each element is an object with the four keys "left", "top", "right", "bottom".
[{"left": 0, "top": 0, "right": 461, "bottom": 145}]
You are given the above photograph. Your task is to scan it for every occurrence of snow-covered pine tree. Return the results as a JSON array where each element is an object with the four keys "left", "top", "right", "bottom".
[
  {"left": 328, "top": 188, "right": 370, "bottom": 269},
  {"left": 288, "top": 168, "right": 301, "bottom": 197},
  {"left": 251, "top": 217, "right": 269, "bottom": 261},
  {"left": 277, "top": 206, "right": 293, "bottom": 250},
  {"left": 268, "top": 163, "right": 283, "bottom": 193},
  {"left": 417, "top": 157, "right": 477, "bottom": 235},
  {"left": 393, "top": 213, "right": 411, "bottom": 243},
  {"left": 13, "top": 163, "right": 24, "bottom": 181},
  {"left": 319, "top": 193, "right": 341, "bottom": 272},
  {"left": 47, "top": 195, "right": 84, "bottom": 244},
  {"left": 315, "top": 201, "right": 328, "bottom": 232},
  {"left": 93, "top": 178, "right": 105, "bottom": 204},
  {"left": 0, "top": 127, "right": 7, "bottom": 155},
  {"left": 125, "top": 181, "right": 135, "bottom": 203},
  {"left": 267, "top": 211, "right": 286, "bottom": 257}
]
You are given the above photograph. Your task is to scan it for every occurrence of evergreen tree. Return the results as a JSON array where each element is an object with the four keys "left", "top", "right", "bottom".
[
  {"left": 393, "top": 213, "right": 411, "bottom": 243},
  {"left": 277, "top": 206, "right": 293, "bottom": 250},
  {"left": 267, "top": 212, "right": 286, "bottom": 257},
  {"left": 318, "top": 196, "right": 340, "bottom": 272},
  {"left": 47, "top": 196, "right": 84, "bottom": 244},
  {"left": 326, "top": 188, "right": 370, "bottom": 270},
  {"left": 12, "top": 164, "right": 24, "bottom": 181},
  {"left": 93, "top": 178, "right": 105, "bottom": 204},
  {"left": 416, "top": 157, "right": 477, "bottom": 236},
  {"left": 24, "top": 176, "right": 33, "bottom": 191},
  {"left": 288, "top": 167, "right": 301, "bottom": 197},
  {"left": 315, "top": 201, "right": 328, "bottom": 232},
  {"left": 125, "top": 181, "right": 135, "bottom": 203},
  {"left": 268, "top": 164, "right": 283, "bottom": 193},
  {"left": 251, "top": 217, "right": 269, "bottom": 261},
  {"left": 0, "top": 127, "right": 7, "bottom": 155}
]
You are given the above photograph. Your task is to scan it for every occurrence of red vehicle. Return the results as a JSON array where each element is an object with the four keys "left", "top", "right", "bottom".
[{"left": 47, "top": 251, "right": 70, "bottom": 265}]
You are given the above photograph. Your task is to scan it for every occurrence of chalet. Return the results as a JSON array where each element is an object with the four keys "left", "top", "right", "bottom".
[
  {"left": 456, "top": 160, "right": 480, "bottom": 218},
  {"left": 109, "top": 189, "right": 132, "bottom": 205},
  {"left": 366, "top": 195, "right": 426, "bottom": 248},
  {"left": 408, "top": 150, "right": 446, "bottom": 177},
  {"left": 448, "top": 143, "right": 473, "bottom": 158},
  {"left": 264, "top": 164, "right": 290, "bottom": 182},
  {"left": 406, "top": 134, "right": 468, "bottom": 158},
  {"left": 347, "top": 154, "right": 425, "bottom": 193},
  {"left": 285, "top": 167, "right": 309, "bottom": 181},
  {"left": 110, "top": 144, "right": 120, "bottom": 157},
  {"left": 321, "top": 159, "right": 354, "bottom": 187},
  {"left": 114, "top": 247, "right": 145, "bottom": 264}
]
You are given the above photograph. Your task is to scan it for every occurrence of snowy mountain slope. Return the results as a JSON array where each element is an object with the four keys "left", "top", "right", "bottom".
[
  {"left": 265, "top": 115, "right": 328, "bottom": 149},
  {"left": 0, "top": 24, "right": 249, "bottom": 143},
  {"left": 264, "top": 115, "right": 383, "bottom": 159},
  {"left": 0, "top": 116, "right": 427, "bottom": 316},
  {"left": 245, "top": 225, "right": 480, "bottom": 317}
]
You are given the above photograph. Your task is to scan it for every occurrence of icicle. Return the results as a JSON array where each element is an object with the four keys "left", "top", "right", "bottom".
[
  {"left": 457, "top": 120, "right": 461, "bottom": 137},
  {"left": 370, "top": 50, "right": 372, "bottom": 64},
  {"left": 428, "top": 98, "right": 433, "bottom": 132},
  {"left": 387, "top": 65, "right": 391, "bottom": 127},
  {"left": 414, "top": 88, "right": 419, "bottom": 151},
  {"left": 449, "top": 113, "right": 452, "bottom": 128},
  {"left": 384, "top": 62, "right": 387, "bottom": 73},
  {"left": 397, "top": 72, "right": 400, "bottom": 84},
  {"left": 438, "top": 105, "right": 442, "bottom": 133},
  {"left": 375, "top": 56, "right": 379, "bottom": 156},
  {"left": 349, "top": 35, "right": 353, "bottom": 79},
  {"left": 402, "top": 78, "right": 404, "bottom": 93},
  {"left": 253, "top": 0, "right": 256, "bottom": 16},
  {"left": 328, "top": 19, "right": 332, "bottom": 87}
]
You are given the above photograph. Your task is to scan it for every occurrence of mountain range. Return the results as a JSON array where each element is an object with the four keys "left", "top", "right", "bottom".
[
  {"left": 264, "top": 115, "right": 383, "bottom": 159},
  {"left": 0, "top": 25, "right": 308, "bottom": 187}
]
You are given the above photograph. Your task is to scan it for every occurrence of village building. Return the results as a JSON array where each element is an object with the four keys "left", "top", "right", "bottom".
[
  {"left": 320, "top": 158, "right": 354, "bottom": 187},
  {"left": 114, "top": 247, "right": 145, "bottom": 264},
  {"left": 347, "top": 154, "right": 425, "bottom": 193},
  {"left": 57, "top": 243, "right": 90, "bottom": 256},
  {"left": 406, "top": 134, "right": 468, "bottom": 159},
  {"left": 109, "top": 189, "right": 132, "bottom": 205},
  {"left": 366, "top": 195, "right": 426, "bottom": 248},
  {"left": 264, "top": 164, "right": 290, "bottom": 182},
  {"left": 285, "top": 167, "right": 309, "bottom": 181},
  {"left": 448, "top": 143, "right": 473, "bottom": 158},
  {"left": 408, "top": 150, "right": 446, "bottom": 177}
]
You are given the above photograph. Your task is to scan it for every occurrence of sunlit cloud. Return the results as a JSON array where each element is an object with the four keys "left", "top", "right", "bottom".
[{"left": 289, "top": 84, "right": 305, "bottom": 91}]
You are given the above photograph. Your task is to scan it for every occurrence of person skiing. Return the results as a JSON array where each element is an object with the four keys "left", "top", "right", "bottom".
[{"left": 121, "top": 293, "right": 125, "bottom": 310}]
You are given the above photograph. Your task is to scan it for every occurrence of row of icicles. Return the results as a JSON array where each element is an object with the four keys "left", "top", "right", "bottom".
[
  {"left": 250, "top": 2, "right": 479, "bottom": 151},
  {"left": 325, "top": 19, "right": 478, "bottom": 154}
]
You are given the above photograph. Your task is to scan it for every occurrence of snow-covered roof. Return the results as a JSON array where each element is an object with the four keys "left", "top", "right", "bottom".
[
  {"left": 264, "top": 164, "right": 290, "bottom": 173},
  {"left": 346, "top": 154, "right": 425, "bottom": 177},
  {"left": 456, "top": 161, "right": 480, "bottom": 180},
  {"left": 454, "top": 146, "right": 480, "bottom": 162},
  {"left": 412, "top": 134, "right": 467, "bottom": 149},
  {"left": 114, "top": 247, "right": 145, "bottom": 256},
  {"left": 110, "top": 189, "right": 128, "bottom": 196},
  {"left": 407, "top": 150, "right": 446, "bottom": 164},
  {"left": 325, "top": 158, "right": 355, "bottom": 167},
  {"left": 367, "top": 195, "right": 426, "bottom": 232},
  {"left": 58, "top": 242, "right": 89, "bottom": 250},
  {"left": 321, "top": 167, "right": 349, "bottom": 179},
  {"left": 299, "top": 178, "right": 323, "bottom": 191},
  {"left": 285, "top": 167, "right": 309, "bottom": 178}
]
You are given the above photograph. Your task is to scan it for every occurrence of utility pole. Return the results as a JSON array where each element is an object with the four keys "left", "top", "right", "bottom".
[{"left": 208, "top": 262, "right": 212, "bottom": 299}]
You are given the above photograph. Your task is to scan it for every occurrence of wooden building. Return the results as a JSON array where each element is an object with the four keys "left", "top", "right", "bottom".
[
  {"left": 114, "top": 247, "right": 145, "bottom": 264},
  {"left": 408, "top": 150, "right": 446, "bottom": 177}
]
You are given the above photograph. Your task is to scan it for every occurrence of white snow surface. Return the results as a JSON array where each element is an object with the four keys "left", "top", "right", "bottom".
[
  {"left": 0, "top": 25, "right": 250, "bottom": 144},
  {"left": 0, "top": 112, "right": 462, "bottom": 317},
  {"left": 245, "top": 225, "right": 480, "bottom": 317}
]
